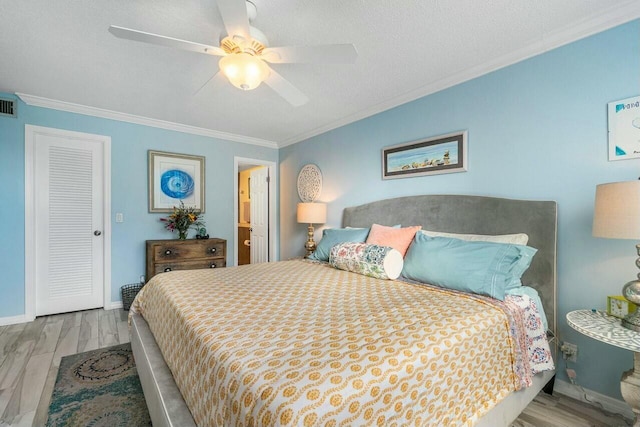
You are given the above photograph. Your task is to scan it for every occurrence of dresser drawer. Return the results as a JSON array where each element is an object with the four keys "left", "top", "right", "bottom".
[
  {"left": 146, "top": 238, "right": 227, "bottom": 281},
  {"left": 154, "top": 258, "right": 226, "bottom": 275},
  {"left": 152, "top": 241, "right": 225, "bottom": 261}
]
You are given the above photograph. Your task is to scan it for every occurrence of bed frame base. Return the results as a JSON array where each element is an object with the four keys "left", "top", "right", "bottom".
[
  {"left": 475, "top": 370, "right": 555, "bottom": 427},
  {"left": 131, "top": 313, "right": 196, "bottom": 427}
]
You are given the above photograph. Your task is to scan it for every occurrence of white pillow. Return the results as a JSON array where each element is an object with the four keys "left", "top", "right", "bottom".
[{"left": 419, "top": 229, "right": 529, "bottom": 245}]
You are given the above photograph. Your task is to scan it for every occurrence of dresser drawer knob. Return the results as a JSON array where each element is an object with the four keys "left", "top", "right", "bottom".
[
  {"left": 210, "top": 263, "right": 216, "bottom": 268},
  {"left": 164, "top": 267, "right": 172, "bottom": 272},
  {"left": 209, "top": 248, "right": 216, "bottom": 254},
  {"left": 165, "top": 249, "right": 172, "bottom": 255}
]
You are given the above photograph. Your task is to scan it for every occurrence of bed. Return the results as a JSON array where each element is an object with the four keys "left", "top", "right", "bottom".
[{"left": 130, "top": 194, "right": 557, "bottom": 427}]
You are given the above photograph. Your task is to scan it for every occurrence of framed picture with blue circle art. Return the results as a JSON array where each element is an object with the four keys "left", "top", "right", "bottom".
[{"left": 148, "top": 150, "right": 205, "bottom": 213}]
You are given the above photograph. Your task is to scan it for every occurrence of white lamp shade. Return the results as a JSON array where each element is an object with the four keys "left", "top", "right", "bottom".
[
  {"left": 593, "top": 181, "right": 640, "bottom": 240},
  {"left": 297, "top": 202, "right": 327, "bottom": 224}
]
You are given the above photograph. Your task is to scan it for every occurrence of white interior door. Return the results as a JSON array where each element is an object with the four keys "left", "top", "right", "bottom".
[
  {"left": 33, "top": 130, "right": 105, "bottom": 316},
  {"left": 250, "top": 167, "right": 269, "bottom": 263}
]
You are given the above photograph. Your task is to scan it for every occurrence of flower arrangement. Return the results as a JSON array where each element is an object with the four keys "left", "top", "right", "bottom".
[{"left": 160, "top": 201, "right": 205, "bottom": 239}]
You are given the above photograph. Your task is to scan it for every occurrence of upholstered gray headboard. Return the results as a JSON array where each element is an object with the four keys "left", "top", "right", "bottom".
[{"left": 342, "top": 194, "right": 558, "bottom": 338}]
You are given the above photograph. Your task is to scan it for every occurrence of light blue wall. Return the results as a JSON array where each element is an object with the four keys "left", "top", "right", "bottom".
[
  {"left": 280, "top": 21, "right": 640, "bottom": 400},
  {"left": 0, "top": 97, "right": 277, "bottom": 316}
]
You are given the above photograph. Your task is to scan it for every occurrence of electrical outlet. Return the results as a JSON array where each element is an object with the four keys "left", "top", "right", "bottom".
[
  {"left": 139, "top": 275, "right": 145, "bottom": 284},
  {"left": 561, "top": 342, "right": 578, "bottom": 362}
]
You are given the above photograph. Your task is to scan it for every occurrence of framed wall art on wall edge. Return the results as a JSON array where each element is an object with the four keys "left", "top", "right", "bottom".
[
  {"left": 382, "top": 130, "right": 468, "bottom": 179},
  {"left": 608, "top": 95, "right": 640, "bottom": 161},
  {"left": 148, "top": 150, "right": 205, "bottom": 213}
]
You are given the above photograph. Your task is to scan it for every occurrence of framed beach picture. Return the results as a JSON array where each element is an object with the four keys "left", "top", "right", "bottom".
[
  {"left": 608, "top": 95, "right": 640, "bottom": 161},
  {"left": 148, "top": 150, "right": 205, "bottom": 213},
  {"left": 382, "top": 131, "right": 467, "bottom": 179}
]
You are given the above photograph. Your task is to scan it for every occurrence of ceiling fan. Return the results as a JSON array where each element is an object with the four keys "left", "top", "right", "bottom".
[{"left": 109, "top": 0, "right": 357, "bottom": 106}]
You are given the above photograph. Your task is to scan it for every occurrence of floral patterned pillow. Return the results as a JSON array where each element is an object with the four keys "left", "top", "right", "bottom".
[{"left": 329, "top": 242, "right": 404, "bottom": 280}]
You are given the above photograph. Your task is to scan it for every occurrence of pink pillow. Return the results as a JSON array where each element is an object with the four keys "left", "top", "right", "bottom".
[{"left": 366, "top": 224, "right": 422, "bottom": 257}]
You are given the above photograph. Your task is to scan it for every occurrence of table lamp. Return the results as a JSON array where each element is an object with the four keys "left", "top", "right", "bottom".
[
  {"left": 593, "top": 180, "right": 640, "bottom": 331},
  {"left": 297, "top": 202, "right": 327, "bottom": 257}
]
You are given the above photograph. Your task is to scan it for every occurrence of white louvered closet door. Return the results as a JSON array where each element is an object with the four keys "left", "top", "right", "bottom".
[{"left": 34, "top": 133, "right": 104, "bottom": 316}]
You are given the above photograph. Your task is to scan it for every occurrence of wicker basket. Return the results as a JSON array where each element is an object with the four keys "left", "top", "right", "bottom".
[{"left": 121, "top": 283, "right": 144, "bottom": 311}]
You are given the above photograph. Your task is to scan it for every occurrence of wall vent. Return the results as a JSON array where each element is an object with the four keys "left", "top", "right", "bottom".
[{"left": 0, "top": 98, "right": 17, "bottom": 118}]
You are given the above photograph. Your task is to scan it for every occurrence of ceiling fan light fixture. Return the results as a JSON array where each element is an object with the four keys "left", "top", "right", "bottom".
[{"left": 219, "top": 53, "right": 269, "bottom": 91}]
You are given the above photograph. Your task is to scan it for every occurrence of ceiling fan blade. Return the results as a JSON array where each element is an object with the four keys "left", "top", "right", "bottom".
[
  {"left": 109, "top": 25, "right": 225, "bottom": 56},
  {"left": 263, "top": 66, "right": 309, "bottom": 107},
  {"left": 215, "top": 0, "right": 251, "bottom": 40},
  {"left": 261, "top": 44, "right": 358, "bottom": 64},
  {"left": 193, "top": 71, "right": 227, "bottom": 96}
]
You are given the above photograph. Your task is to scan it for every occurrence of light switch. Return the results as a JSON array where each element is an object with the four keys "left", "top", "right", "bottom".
[{"left": 115, "top": 213, "right": 124, "bottom": 223}]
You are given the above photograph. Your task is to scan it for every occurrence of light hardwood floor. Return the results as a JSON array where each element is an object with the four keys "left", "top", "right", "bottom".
[
  {"left": 0, "top": 308, "right": 633, "bottom": 427},
  {"left": 0, "top": 309, "right": 129, "bottom": 427}
]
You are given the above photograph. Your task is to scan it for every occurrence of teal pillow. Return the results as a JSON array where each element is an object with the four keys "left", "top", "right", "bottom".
[
  {"left": 506, "top": 245, "right": 537, "bottom": 290},
  {"left": 401, "top": 234, "right": 537, "bottom": 300},
  {"left": 308, "top": 228, "right": 370, "bottom": 262}
]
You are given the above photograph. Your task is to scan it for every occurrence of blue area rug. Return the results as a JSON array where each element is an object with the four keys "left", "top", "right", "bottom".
[{"left": 46, "top": 343, "right": 151, "bottom": 427}]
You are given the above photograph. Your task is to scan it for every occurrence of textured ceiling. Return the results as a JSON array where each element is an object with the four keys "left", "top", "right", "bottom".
[{"left": 1, "top": 0, "right": 639, "bottom": 147}]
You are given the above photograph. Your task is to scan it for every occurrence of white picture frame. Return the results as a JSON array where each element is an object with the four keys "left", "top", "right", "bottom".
[{"left": 608, "top": 95, "right": 640, "bottom": 161}]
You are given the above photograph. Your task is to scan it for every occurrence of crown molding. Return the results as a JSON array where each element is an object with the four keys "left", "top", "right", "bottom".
[
  {"left": 15, "top": 93, "right": 279, "bottom": 149},
  {"left": 279, "top": 3, "right": 640, "bottom": 148}
]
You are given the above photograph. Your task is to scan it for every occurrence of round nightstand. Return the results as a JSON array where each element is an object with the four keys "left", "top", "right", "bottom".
[{"left": 567, "top": 309, "right": 640, "bottom": 427}]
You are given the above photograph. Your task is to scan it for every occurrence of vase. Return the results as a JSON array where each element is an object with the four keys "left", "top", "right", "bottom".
[{"left": 177, "top": 230, "right": 188, "bottom": 240}]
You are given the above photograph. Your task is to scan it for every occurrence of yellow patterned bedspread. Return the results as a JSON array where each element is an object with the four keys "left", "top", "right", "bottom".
[{"left": 132, "top": 260, "right": 520, "bottom": 427}]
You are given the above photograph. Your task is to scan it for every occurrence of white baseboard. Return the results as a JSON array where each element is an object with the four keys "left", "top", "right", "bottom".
[
  {"left": 554, "top": 378, "right": 634, "bottom": 420},
  {"left": 106, "top": 301, "right": 124, "bottom": 310},
  {"left": 0, "top": 302, "right": 123, "bottom": 325},
  {"left": 0, "top": 314, "right": 32, "bottom": 326}
]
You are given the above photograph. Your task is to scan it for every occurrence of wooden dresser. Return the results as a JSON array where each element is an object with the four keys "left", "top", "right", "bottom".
[{"left": 145, "top": 238, "right": 226, "bottom": 281}]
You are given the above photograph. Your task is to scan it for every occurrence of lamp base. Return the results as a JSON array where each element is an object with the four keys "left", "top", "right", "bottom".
[
  {"left": 623, "top": 311, "right": 640, "bottom": 332},
  {"left": 304, "top": 224, "right": 316, "bottom": 258},
  {"left": 621, "top": 248, "right": 640, "bottom": 332}
]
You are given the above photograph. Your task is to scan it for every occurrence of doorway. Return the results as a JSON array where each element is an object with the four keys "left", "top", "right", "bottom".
[
  {"left": 233, "top": 157, "right": 277, "bottom": 265},
  {"left": 25, "top": 125, "right": 111, "bottom": 319}
]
